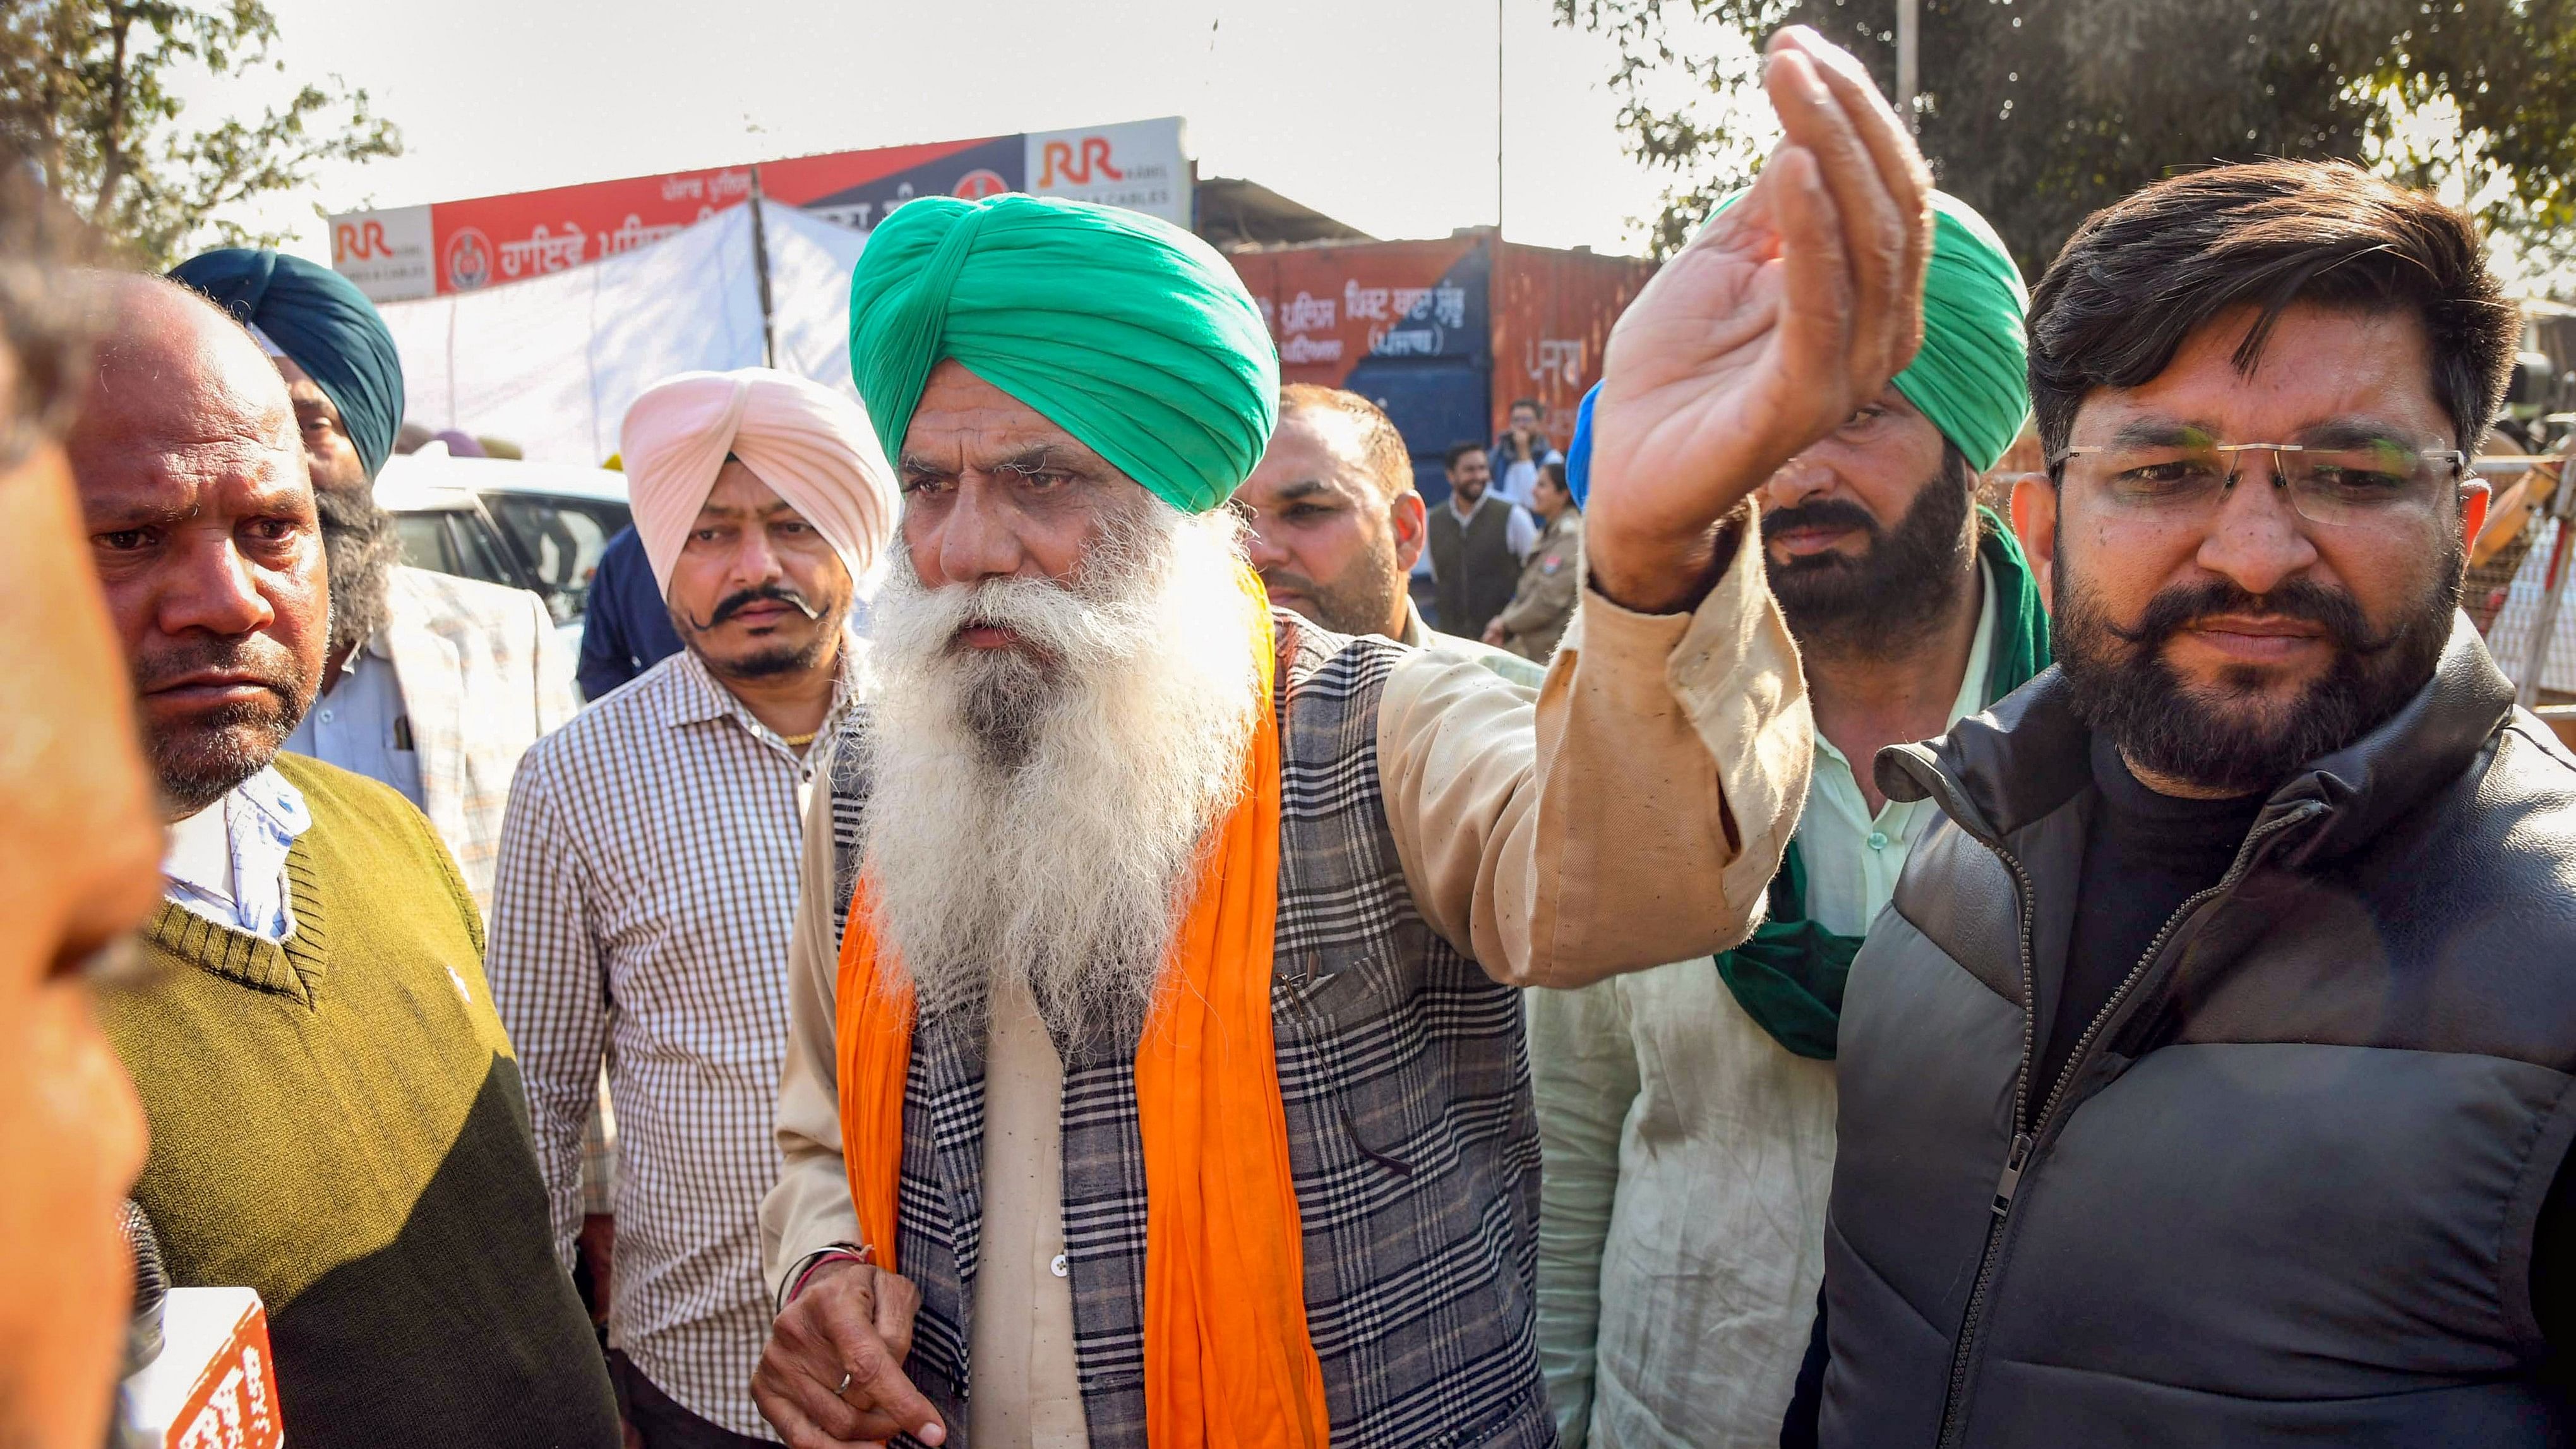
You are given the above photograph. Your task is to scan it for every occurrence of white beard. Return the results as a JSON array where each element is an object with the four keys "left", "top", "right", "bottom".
[{"left": 858, "top": 497, "right": 1262, "bottom": 1052}]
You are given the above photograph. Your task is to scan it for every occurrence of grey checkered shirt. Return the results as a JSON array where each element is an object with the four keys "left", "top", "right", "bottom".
[
  {"left": 822, "top": 618, "right": 1556, "bottom": 1449},
  {"left": 492, "top": 647, "right": 854, "bottom": 1440}
]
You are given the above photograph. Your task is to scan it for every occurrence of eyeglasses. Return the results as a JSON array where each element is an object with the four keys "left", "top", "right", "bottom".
[{"left": 2052, "top": 440, "right": 2469, "bottom": 527}]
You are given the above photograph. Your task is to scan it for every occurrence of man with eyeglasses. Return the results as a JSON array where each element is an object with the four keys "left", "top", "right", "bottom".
[{"left": 1800, "top": 160, "right": 2576, "bottom": 1446}]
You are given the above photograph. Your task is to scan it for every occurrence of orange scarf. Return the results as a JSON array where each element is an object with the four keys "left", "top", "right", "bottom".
[{"left": 836, "top": 568, "right": 1329, "bottom": 1449}]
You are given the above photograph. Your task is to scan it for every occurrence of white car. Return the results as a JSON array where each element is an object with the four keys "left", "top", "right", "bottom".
[{"left": 374, "top": 452, "right": 632, "bottom": 651}]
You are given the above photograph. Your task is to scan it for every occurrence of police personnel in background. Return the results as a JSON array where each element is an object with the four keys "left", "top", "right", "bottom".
[{"left": 1486, "top": 458, "right": 1583, "bottom": 661}]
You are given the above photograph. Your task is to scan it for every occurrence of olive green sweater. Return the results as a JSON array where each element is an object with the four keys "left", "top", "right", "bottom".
[{"left": 100, "top": 754, "right": 618, "bottom": 1449}]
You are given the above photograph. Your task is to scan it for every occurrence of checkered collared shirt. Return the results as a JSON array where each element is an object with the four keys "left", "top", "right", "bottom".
[{"left": 490, "top": 646, "right": 854, "bottom": 1440}]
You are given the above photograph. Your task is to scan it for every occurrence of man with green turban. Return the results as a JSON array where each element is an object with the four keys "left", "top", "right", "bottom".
[
  {"left": 1531, "top": 187, "right": 2041, "bottom": 1448},
  {"left": 755, "top": 32, "right": 1933, "bottom": 1441}
]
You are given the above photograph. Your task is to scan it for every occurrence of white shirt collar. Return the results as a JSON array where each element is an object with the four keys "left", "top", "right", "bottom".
[{"left": 160, "top": 762, "right": 313, "bottom": 942}]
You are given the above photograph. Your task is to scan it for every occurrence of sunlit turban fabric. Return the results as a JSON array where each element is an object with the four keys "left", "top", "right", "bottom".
[
  {"left": 846, "top": 193, "right": 1279, "bottom": 515},
  {"left": 1715, "top": 185, "right": 2030, "bottom": 471},
  {"left": 618, "top": 368, "right": 898, "bottom": 596}
]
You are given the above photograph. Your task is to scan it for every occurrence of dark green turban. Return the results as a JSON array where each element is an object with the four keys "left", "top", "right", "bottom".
[
  {"left": 847, "top": 195, "right": 1278, "bottom": 515},
  {"left": 1711, "top": 186, "right": 2030, "bottom": 471},
  {"left": 170, "top": 248, "right": 406, "bottom": 479}
]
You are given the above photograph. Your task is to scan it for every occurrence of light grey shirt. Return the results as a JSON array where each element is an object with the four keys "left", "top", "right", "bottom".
[
  {"left": 284, "top": 631, "right": 424, "bottom": 811},
  {"left": 1495, "top": 447, "right": 1564, "bottom": 509}
]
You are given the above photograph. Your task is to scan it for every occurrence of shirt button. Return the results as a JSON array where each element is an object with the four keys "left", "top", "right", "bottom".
[
  {"left": 1050, "top": 1254, "right": 1069, "bottom": 1278},
  {"left": 1867, "top": 831, "right": 1890, "bottom": 851},
  {"left": 318, "top": 709, "right": 333, "bottom": 723}
]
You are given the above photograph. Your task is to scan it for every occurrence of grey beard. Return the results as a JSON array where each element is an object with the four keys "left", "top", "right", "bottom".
[
  {"left": 858, "top": 501, "right": 1261, "bottom": 1054},
  {"left": 313, "top": 486, "right": 399, "bottom": 658}
]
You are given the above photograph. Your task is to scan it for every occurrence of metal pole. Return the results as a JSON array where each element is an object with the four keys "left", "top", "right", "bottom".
[
  {"left": 748, "top": 165, "right": 778, "bottom": 370},
  {"left": 2519, "top": 450, "right": 2576, "bottom": 708},
  {"left": 1896, "top": 0, "right": 1920, "bottom": 134},
  {"left": 1496, "top": 0, "right": 1506, "bottom": 233}
]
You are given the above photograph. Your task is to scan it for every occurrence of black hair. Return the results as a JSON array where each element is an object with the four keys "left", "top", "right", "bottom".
[
  {"left": 1443, "top": 438, "right": 1489, "bottom": 470},
  {"left": 2028, "top": 159, "right": 2517, "bottom": 467}
]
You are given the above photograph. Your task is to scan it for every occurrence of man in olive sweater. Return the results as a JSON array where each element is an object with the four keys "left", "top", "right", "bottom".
[{"left": 68, "top": 273, "right": 618, "bottom": 1448}]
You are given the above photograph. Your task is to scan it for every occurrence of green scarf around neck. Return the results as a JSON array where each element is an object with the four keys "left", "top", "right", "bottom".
[{"left": 1713, "top": 507, "right": 2050, "bottom": 1060}]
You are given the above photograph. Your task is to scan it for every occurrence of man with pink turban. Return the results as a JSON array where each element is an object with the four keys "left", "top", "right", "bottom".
[{"left": 486, "top": 368, "right": 897, "bottom": 1448}]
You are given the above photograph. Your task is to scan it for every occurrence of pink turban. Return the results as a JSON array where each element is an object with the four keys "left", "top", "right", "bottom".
[{"left": 619, "top": 368, "right": 897, "bottom": 594}]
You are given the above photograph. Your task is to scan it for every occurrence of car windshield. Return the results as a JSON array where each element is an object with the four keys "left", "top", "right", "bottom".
[
  {"left": 392, "top": 507, "right": 522, "bottom": 589},
  {"left": 482, "top": 493, "right": 633, "bottom": 625}
]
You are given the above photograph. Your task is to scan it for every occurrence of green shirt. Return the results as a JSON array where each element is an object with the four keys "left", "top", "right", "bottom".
[
  {"left": 1795, "top": 561, "right": 1997, "bottom": 937},
  {"left": 100, "top": 754, "right": 619, "bottom": 1449}
]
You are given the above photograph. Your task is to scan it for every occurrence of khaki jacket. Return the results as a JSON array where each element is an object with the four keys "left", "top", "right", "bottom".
[{"left": 1497, "top": 510, "right": 1584, "bottom": 663}]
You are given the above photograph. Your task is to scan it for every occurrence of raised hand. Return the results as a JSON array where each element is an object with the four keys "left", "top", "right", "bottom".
[
  {"left": 1583, "top": 25, "right": 1933, "bottom": 613},
  {"left": 752, "top": 1261, "right": 945, "bottom": 1449}
]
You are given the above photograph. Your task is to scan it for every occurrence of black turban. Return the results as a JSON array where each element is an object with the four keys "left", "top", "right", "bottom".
[{"left": 171, "top": 248, "right": 405, "bottom": 479}]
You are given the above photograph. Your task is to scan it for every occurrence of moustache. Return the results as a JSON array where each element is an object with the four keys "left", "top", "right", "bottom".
[
  {"left": 1763, "top": 499, "right": 1883, "bottom": 548},
  {"left": 2109, "top": 577, "right": 2399, "bottom": 656},
  {"left": 883, "top": 572, "right": 1145, "bottom": 669},
  {"left": 133, "top": 632, "right": 303, "bottom": 703},
  {"left": 1257, "top": 566, "right": 1320, "bottom": 596},
  {"left": 690, "top": 583, "right": 821, "bottom": 630}
]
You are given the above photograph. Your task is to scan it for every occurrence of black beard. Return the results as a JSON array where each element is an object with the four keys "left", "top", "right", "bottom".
[
  {"left": 671, "top": 583, "right": 844, "bottom": 685},
  {"left": 1765, "top": 454, "right": 1975, "bottom": 659},
  {"left": 2053, "top": 538, "right": 2462, "bottom": 795},
  {"left": 705, "top": 634, "right": 836, "bottom": 682},
  {"left": 313, "top": 485, "right": 398, "bottom": 659}
]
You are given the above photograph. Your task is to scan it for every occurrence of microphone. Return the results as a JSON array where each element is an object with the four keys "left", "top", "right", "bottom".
[
  {"left": 114, "top": 1201, "right": 284, "bottom": 1449},
  {"left": 103, "top": 1201, "right": 166, "bottom": 1449}
]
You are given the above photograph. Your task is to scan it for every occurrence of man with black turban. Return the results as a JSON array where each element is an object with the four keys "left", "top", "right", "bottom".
[
  {"left": 754, "top": 27, "right": 1933, "bottom": 1449},
  {"left": 169, "top": 248, "right": 575, "bottom": 912}
]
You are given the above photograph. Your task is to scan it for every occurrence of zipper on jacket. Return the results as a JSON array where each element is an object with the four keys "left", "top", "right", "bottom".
[
  {"left": 1927, "top": 793, "right": 2325, "bottom": 1449},
  {"left": 1991, "top": 1133, "right": 2034, "bottom": 1216}
]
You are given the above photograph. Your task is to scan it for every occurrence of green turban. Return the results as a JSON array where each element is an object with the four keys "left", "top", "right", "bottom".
[
  {"left": 1711, "top": 186, "right": 2030, "bottom": 471},
  {"left": 847, "top": 195, "right": 1279, "bottom": 515}
]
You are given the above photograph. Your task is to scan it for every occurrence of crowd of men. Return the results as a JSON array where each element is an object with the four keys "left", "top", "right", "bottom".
[{"left": 6, "top": 23, "right": 2576, "bottom": 1449}]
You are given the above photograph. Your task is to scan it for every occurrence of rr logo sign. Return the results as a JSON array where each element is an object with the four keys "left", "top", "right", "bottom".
[
  {"left": 333, "top": 220, "right": 393, "bottom": 263},
  {"left": 1038, "top": 136, "right": 1123, "bottom": 188}
]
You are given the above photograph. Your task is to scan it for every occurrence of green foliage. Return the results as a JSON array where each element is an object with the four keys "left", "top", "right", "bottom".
[
  {"left": 1556, "top": 0, "right": 2576, "bottom": 291},
  {"left": 0, "top": 0, "right": 399, "bottom": 268}
]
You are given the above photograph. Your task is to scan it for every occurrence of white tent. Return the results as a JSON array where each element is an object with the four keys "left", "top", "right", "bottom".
[{"left": 381, "top": 201, "right": 868, "bottom": 466}]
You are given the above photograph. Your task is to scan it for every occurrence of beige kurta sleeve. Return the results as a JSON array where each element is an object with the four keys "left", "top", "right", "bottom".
[
  {"left": 1379, "top": 502, "right": 1809, "bottom": 988},
  {"left": 758, "top": 754, "right": 863, "bottom": 1301}
]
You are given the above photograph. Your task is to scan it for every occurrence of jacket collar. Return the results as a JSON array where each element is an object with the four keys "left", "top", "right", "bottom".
[{"left": 1878, "top": 613, "right": 2516, "bottom": 867}]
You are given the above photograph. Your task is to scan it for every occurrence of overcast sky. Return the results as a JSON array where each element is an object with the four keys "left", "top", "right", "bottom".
[{"left": 222, "top": 0, "right": 1745, "bottom": 264}]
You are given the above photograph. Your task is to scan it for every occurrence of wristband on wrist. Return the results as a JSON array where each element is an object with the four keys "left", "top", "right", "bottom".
[{"left": 777, "top": 1241, "right": 872, "bottom": 1314}]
